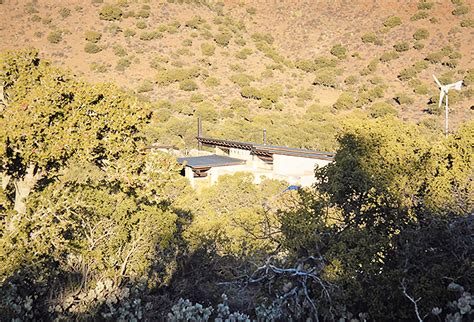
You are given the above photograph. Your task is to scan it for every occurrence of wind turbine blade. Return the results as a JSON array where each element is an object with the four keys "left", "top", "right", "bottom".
[
  {"left": 438, "top": 90, "right": 445, "bottom": 108},
  {"left": 433, "top": 74, "right": 442, "bottom": 88},
  {"left": 446, "top": 80, "right": 463, "bottom": 91}
]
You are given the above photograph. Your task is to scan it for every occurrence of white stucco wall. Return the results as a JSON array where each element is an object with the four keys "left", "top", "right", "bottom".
[
  {"left": 229, "top": 148, "right": 252, "bottom": 162},
  {"left": 184, "top": 166, "right": 195, "bottom": 188},
  {"left": 273, "top": 154, "right": 331, "bottom": 176}
]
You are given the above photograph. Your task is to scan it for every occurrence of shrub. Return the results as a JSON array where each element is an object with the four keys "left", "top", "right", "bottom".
[
  {"left": 136, "top": 9, "right": 150, "bottom": 18},
  {"left": 344, "top": 75, "right": 358, "bottom": 85},
  {"left": 367, "top": 102, "right": 398, "bottom": 118},
  {"left": 414, "top": 83, "right": 429, "bottom": 95},
  {"left": 99, "top": 4, "right": 123, "bottom": 20},
  {"left": 312, "top": 68, "right": 338, "bottom": 88},
  {"left": 361, "top": 32, "right": 383, "bottom": 46},
  {"left": 442, "top": 59, "right": 459, "bottom": 69},
  {"left": 90, "top": 61, "right": 109, "bottom": 73},
  {"left": 179, "top": 79, "right": 198, "bottom": 91},
  {"left": 379, "top": 50, "right": 399, "bottom": 62},
  {"left": 410, "top": 11, "right": 429, "bottom": 21},
  {"left": 137, "top": 79, "right": 153, "bottom": 93},
  {"left": 115, "top": 57, "right": 131, "bottom": 71},
  {"left": 24, "top": 2, "right": 38, "bottom": 14},
  {"left": 251, "top": 32, "right": 274, "bottom": 44},
  {"left": 452, "top": 5, "right": 469, "bottom": 16},
  {"left": 460, "top": 18, "right": 474, "bottom": 27},
  {"left": 112, "top": 45, "right": 127, "bottom": 57},
  {"left": 201, "top": 43, "right": 215, "bottom": 56},
  {"left": 230, "top": 73, "right": 255, "bottom": 87},
  {"left": 361, "top": 32, "right": 377, "bottom": 43},
  {"left": 255, "top": 42, "right": 286, "bottom": 63},
  {"left": 425, "top": 51, "right": 444, "bottom": 64},
  {"left": 398, "top": 67, "right": 418, "bottom": 81},
  {"left": 246, "top": 7, "right": 256, "bottom": 14},
  {"left": 383, "top": 16, "right": 402, "bottom": 28},
  {"left": 235, "top": 37, "right": 246, "bottom": 46},
  {"left": 240, "top": 86, "right": 261, "bottom": 100},
  {"left": 47, "top": 30, "right": 63, "bottom": 44},
  {"left": 260, "top": 84, "right": 283, "bottom": 102},
  {"left": 417, "top": 1, "right": 434, "bottom": 10},
  {"left": 333, "top": 92, "right": 355, "bottom": 110},
  {"left": 149, "top": 55, "right": 168, "bottom": 69},
  {"left": 413, "top": 28, "right": 429, "bottom": 40},
  {"left": 295, "top": 57, "right": 337, "bottom": 73},
  {"left": 84, "top": 42, "right": 102, "bottom": 54},
  {"left": 330, "top": 44, "right": 347, "bottom": 59},
  {"left": 182, "top": 39, "right": 192, "bottom": 47},
  {"left": 463, "top": 68, "right": 474, "bottom": 86},
  {"left": 123, "top": 10, "right": 135, "bottom": 18},
  {"left": 124, "top": 29, "right": 136, "bottom": 37},
  {"left": 139, "top": 31, "right": 161, "bottom": 41},
  {"left": 156, "top": 67, "right": 200, "bottom": 86},
  {"left": 413, "top": 41, "right": 425, "bottom": 50},
  {"left": 259, "top": 98, "right": 273, "bottom": 109},
  {"left": 214, "top": 32, "right": 232, "bottom": 46},
  {"left": 413, "top": 60, "right": 429, "bottom": 72},
  {"left": 59, "top": 7, "right": 71, "bottom": 18},
  {"left": 185, "top": 15, "right": 205, "bottom": 29},
  {"left": 190, "top": 93, "right": 204, "bottom": 103},
  {"left": 107, "top": 23, "right": 122, "bottom": 35},
  {"left": 394, "top": 93, "right": 414, "bottom": 105},
  {"left": 31, "top": 14, "right": 41, "bottom": 22},
  {"left": 296, "top": 88, "right": 313, "bottom": 101},
  {"left": 235, "top": 48, "right": 252, "bottom": 60},
  {"left": 204, "top": 77, "right": 220, "bottom": 87},
  {"left": 136, "top": 20, "right": 147, "bottom": 29},
  {"left": 393, "top": 41, "right": 409, "bottom": 52},
  {"left": 195, "top": 101, "right": 218, "bottom": 121},
  {"left": 361, "top": 59, "right": 379, "bottom": 76},
  {"left": 84, "top": 30, "right": 102, "bottom": 43}
]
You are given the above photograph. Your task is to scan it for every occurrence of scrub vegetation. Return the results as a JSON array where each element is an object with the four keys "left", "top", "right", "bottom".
[{"left": 0, "top": 0, "right": 473, "bottom": 320}]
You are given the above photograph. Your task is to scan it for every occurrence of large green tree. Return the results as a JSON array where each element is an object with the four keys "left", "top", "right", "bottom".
[
  {"left": 0, "top": 49, "right": 149, "bottom": 214},
  {"left": 279, "top": 118, "right": 473, "bottom": 320},
  {"left": 0, "top": 49, "right": 192, "bottom": 320}
]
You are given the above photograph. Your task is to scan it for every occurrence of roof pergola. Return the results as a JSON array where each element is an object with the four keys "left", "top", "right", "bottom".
[{"left": 197, "top": 136, "right": 335, "bottom": 161}]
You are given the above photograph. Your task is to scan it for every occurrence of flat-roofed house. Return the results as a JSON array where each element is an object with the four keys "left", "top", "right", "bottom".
[{"left": 176, "top": 119, "right": 335, "bottom": 188}]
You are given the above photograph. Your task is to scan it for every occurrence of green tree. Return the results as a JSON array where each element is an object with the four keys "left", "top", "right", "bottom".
[{"left": 0, "top": 49, "right": 149, "bottom": 214}]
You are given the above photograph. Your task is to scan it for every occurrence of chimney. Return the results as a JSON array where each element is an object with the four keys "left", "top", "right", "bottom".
[
  {"left": 263, "top": 128, "right": 267, "bottom": 145},
  {"left": 197, "top": 117, "right": 202, "bottom": 150}
]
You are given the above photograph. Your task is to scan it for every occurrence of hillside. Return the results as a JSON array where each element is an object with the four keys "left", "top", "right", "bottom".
[{"left": 1, "top": 0, "right": 473, "bottom": 150}]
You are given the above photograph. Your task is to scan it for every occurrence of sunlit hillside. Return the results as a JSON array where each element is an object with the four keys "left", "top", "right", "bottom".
[{"left": 1, "top": 0, "right": 473, "bottom": 150}]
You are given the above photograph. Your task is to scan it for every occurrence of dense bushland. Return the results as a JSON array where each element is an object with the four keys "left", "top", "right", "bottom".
[{"left": 0, "top": 50, "right": 473, "bottom": 321}]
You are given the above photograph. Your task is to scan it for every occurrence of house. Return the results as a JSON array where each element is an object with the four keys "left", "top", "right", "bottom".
[{"left": 177, "top": 119, "right": 335, "bottom": 188}]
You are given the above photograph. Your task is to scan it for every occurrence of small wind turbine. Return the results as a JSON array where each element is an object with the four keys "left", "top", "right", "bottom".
[{"left": 432, "top": 75, "right": 463, "bottom": 137}]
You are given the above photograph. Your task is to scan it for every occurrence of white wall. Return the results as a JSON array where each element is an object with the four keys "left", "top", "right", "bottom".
[
  {"left": 184, "top": 166, "right": 195, "bottom": 188},
  {"left": 229, "top": 148, "right": 253, "bottom": 163},
  {"left": 273, "top": 154, "right": 331, "bottom": 176}
]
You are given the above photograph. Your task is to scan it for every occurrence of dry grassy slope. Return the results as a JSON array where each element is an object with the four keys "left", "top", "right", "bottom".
[{"left": 0, "top": 0, "right": 473, "bottom": 146}]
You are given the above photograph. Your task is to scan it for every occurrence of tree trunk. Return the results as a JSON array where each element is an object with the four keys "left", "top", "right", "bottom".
[
  {"left": 1, "top": 172, "right": 10, "bottom": 191},
  {"left": 13, "top": 164, "right": 39, "bottom": 214},
  {"left": 0, "top": 83, "right": 6, "bottom": 111}
]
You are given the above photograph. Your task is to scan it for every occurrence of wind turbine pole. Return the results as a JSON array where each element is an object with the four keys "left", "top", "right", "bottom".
[{"left": 445, "top": 93, "right": 448, "bottom": 137}]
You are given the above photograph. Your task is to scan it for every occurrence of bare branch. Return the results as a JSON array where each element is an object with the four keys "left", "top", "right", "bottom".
[{"left": 401, "top": 279, "right": 423, "bottom": 322}]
